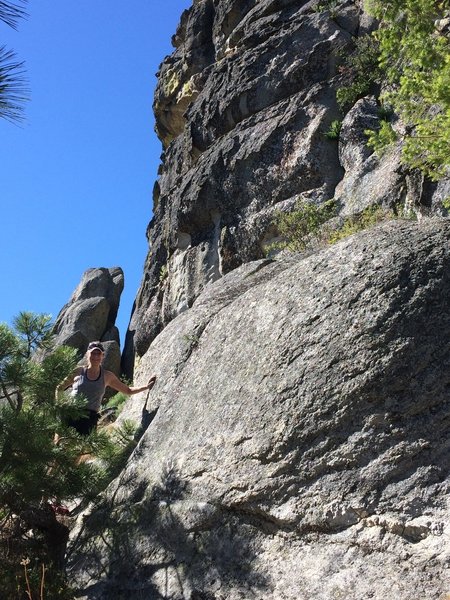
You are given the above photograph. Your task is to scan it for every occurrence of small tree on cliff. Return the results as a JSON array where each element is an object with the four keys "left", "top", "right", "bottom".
[{"left": 365, "top": 0, "right": 450, "bottom": 179}]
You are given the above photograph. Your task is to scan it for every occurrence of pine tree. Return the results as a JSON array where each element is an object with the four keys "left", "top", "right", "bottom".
[{"left": 0, "top": 313, "right": 134, "bottom": 597}]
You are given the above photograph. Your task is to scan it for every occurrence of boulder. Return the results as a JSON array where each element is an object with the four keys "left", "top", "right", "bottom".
[
  {"left": 69, "top": 219, "right": 450, "bottom": 600},
  {"left": 52, "top": 267, "right": 124, "bottom": 374}
]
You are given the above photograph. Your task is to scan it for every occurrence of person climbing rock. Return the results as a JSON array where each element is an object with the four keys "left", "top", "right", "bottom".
[{"left": 56, "top": 341, "right": 156, "bottom": 436}]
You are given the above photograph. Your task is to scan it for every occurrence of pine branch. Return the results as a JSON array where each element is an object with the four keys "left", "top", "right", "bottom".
[
  {"left": 0, "top": 0, "right": 28, "bottom": 30},
  {"left": 0, "top": 45, "right": 29, "bottom": 123}
]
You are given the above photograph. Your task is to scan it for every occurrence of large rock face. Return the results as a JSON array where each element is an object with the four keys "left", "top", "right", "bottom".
[
  {"left": 69, "top": 220, "right": 450, "bottom": 599},
  {"left": 68, "top": 2, "right": 450, "bottom": 598},
  {"left": 123, "top": 0, "right": 449, "bottom": 374},
  {"left": 52, "top": 267, "right": 124, "bottom": 374}
]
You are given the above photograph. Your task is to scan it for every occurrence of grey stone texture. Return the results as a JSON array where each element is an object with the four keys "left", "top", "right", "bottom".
[
  {"left": 124, "top": 0, "right": 354, "bottom": 370},
  {"left": 52, "top": 266, "right": 123, "bottom": 374},
  {"left": 65, "top": 2, "right": 450, "bottom": 598},
  {"left": 123, "top": 0, "right": 449, "bottom": 372},
  {"left": 69, "top": 220, "right": 450, "bottom": 599}
]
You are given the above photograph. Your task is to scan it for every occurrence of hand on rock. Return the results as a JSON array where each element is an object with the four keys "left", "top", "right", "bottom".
[{"left": 147, "top": 375, "right": 156, "bottom": 390}]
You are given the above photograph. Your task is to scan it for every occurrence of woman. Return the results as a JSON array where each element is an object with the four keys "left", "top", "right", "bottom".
[{"left": 56, "top": 341, "right": 156, "bottom": 435}]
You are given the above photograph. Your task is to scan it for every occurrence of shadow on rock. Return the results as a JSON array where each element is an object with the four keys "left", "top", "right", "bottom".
[{"left": 68, "top": 463, "right": 270, "bottom": 599}]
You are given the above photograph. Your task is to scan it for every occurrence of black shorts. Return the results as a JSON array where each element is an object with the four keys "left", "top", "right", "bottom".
[{"left": 67, "top": 410, "right": 99, "bottom": 436}]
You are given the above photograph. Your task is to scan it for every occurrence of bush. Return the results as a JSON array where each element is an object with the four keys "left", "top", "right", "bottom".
[
  {"left": 105, "top": 391, "right": 129, "bottom": 416},
  {"left": 0, "top": 313, "right": 138, "bottom": 598},
  {"left": 324, "top": 119, "right": 342, "bottom": 140},
  {"left": 269, "top": 203, "right": 402, "bottom": 253},
  {"left": 442, "top": 197, "right": 450, "bottom": 212},
  {"left": 316, "top": 0, "right": 339, "bottom": 17},
  {"left": 336, "top": 34, "right": 383, "bottom": 112},
  {"left": 336, "top": 80, "right": 371, "bottom": 113},
  {"left": 269, "top": 199, "right": 337, "bottom": 253},
  {"left": 365, "top": 120, "right": 398, "bottom": 156},
  {"left": 327, "top": 204, "right": 394, "bottom": 244},
  {"left": 366, "top": 0, "right": 450, "bottom": 179}
]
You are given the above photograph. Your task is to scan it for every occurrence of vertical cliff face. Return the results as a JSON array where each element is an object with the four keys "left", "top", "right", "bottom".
[
  {"left": 122, "top": 0, "right": 360, "bottom": 373},
  {"left": 122, "top": 0, "right": 450, "bottom": 376}
]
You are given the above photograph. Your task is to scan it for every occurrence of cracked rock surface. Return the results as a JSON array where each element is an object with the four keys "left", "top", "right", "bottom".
[
  {"left": 69, "top": 220, "right": 450, "bottom": 599},
  {"left": 123, "top": 0, "right": 449, "bottom": 373}
]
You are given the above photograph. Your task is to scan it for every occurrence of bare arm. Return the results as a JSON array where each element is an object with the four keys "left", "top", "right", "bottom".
[
  {"left": 55, "top": 367, "right": 83, "bottom": 401},
  {"left": 104, "top": 371, "right": 156, "bottom": 396}
]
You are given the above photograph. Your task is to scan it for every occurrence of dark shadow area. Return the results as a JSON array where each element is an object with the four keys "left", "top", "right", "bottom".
[
  {"left": 68, "top": 464, "right": 271, "bottom": 599},
  {"left": 134, "top": 406, "right": 159, "bottom": 443}
]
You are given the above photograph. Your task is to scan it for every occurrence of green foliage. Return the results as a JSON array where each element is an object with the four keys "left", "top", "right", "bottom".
[
  {"left": 324, "top": 119, "right": 342, "bottom": 140},
  {"left": 316, "top": 0, "right": 339, "bottom": 17},
  {"left": 159, "top": 264, "right": 168, "bottom": 283},
  {"left": 327, "top": 204, "right": 394, "bottom": 243},
  {"left": 336, "top": 81, "right": 370, "bottom": 113},
  {"left": 0, "top": 1, "right": 29, "bottom": 123},
  {"left": 0, "top": 316, "right": 77, "bottom": 412},
  {"left": 365, "top": 120, "right": 398, "bottom": 156},
  {"left": 270, "top": 201, "right": 405, "bottom": 253},
  {"left": 442, "top": 196, "right": 450, "bottom": 209},
  {"left": 336, "top": 34, "right": 383, "bottom": 111},
  {"left": 377, "top": 103, "right": 394, "bottom": 121},
  {"left": 270, "top": 199, "right": 337, "bottom": 253},
  {"left": 105, "top": 391, "right": 129, "bottom": 416},
  {"left": 366, "top": 0, "right": 450, "bottom": 179},
  {"left": 0, "top": 313, "right": 137, "bottom": 598}
]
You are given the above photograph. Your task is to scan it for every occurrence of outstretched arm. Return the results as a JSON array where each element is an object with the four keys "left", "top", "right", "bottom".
[{"left": 104, "top": 372, "right": 156, "bottom": 396}]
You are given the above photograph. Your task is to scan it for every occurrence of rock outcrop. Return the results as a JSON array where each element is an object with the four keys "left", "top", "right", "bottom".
[
  {"left": 52, "top": 267, "right": 124, "bottom": 374},
  {"left": 69, "top": 220, "right": 450, "bottom": 599},
  {"left": 122, "top": 0, "right": 449, "bottom": 375},
  {"left": 62, "top": 2, "right": 450, "bottom": 598}
]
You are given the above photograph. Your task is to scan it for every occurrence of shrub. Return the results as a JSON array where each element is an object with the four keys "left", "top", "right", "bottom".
[
  {"left": 336, "top": 34, "right": 383, "bottom": 112},
  {"left": 316, "top": 0, "right": 340, "bottom": 18},
  {"left": 327, "top": 204, "right": 394, "bottom": 244},
  {"left": 441, "top": 197, "right": 450, "bottom": 212},
  {"left": 324, "top": 119, "right": 342, "bottom": 140},
  {"left": 105, "top": 391, "right": 129, "bottom": 416},
  {"left": 270, "top": 203, "right": 404, "bottom": 254},
  {"left": 336, "top": 80, "right": 371, "bottom": 113},
  {"left": 366, "top": 0, "right": 450, "bottom": 179},
  {"left": 270, "top": 199, "right": 337, "bottom": 253},
  {"left": 0, "top": 313, "right": 138, "bottom": 598},
  {"left": 365, "top": 121, "right": 398, "bottom": 156}
]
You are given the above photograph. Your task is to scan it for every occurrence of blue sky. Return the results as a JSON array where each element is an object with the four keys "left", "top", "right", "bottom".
[{"left": 1, "top": 0, "right": 192, "bottom": 346}]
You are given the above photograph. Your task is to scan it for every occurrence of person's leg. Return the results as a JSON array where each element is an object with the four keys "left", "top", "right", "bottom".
[
  {"left": 86, "top": 410, "right": 100, "bottom": 434},
  {"left": 67, "top": 411, "right": 92, "bottom": 436}
]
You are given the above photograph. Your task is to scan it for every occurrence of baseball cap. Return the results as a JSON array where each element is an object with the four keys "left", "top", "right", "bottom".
[{"left": 87, "top": 341, "right": 105, "bottom": 352}]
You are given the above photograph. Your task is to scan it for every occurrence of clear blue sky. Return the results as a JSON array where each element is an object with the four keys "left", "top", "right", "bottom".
[{"left": 1, "top": 0, "right": 192, "bottom": 347}]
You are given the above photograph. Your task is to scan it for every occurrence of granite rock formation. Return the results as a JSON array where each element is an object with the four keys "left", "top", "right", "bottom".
[
  {"left": 63, "top": 2, "right": 450, "bottom": 598},
  {"left": 122, "top": 0, "right": 449, "bottom": 375},
  {"left": 69, "top": 220, "right": 450, "bottom": 599},
  {"left": 52, "top": 266, "right": 123, "bottom": 374}
]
